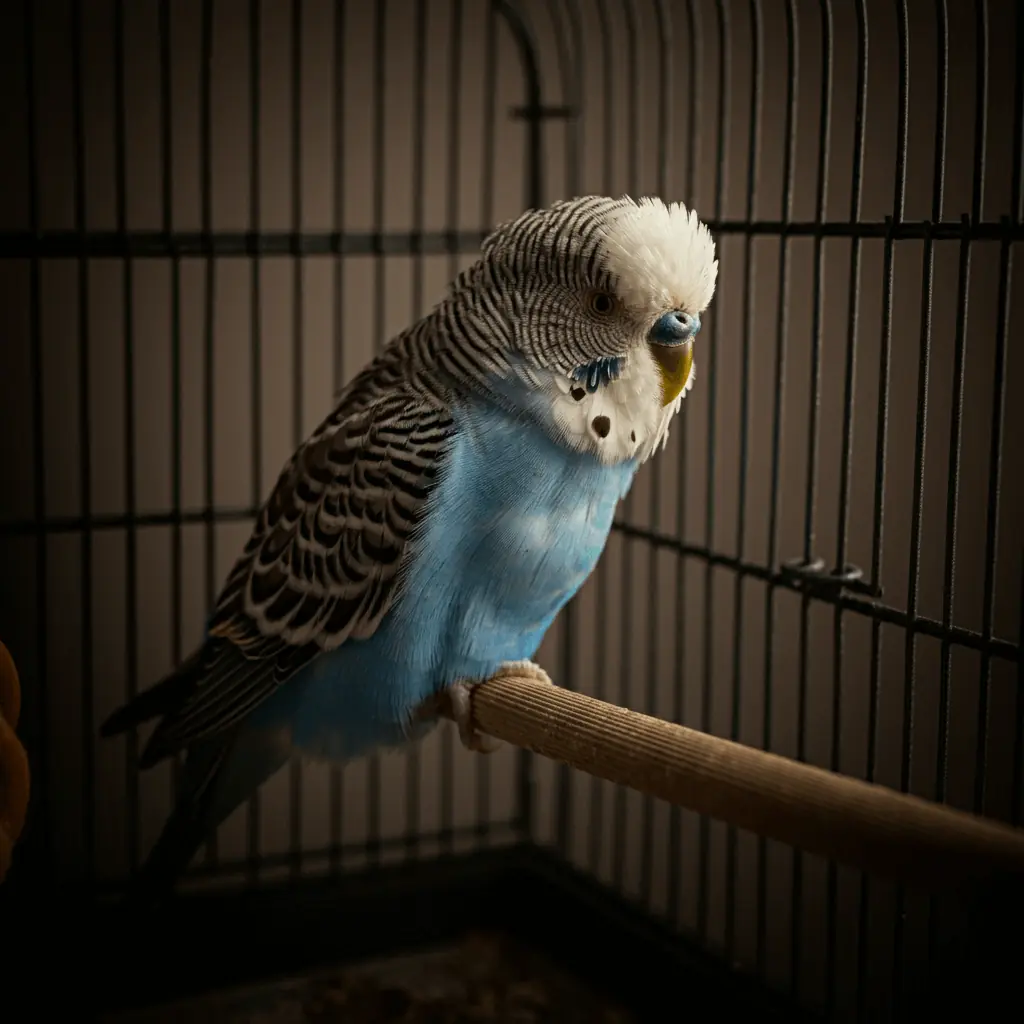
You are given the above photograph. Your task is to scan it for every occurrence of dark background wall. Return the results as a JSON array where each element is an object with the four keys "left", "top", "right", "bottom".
[{"left": 0, "top": 0, "right": 1020, "bottom": 1018}]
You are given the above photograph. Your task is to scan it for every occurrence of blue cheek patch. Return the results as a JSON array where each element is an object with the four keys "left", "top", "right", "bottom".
[{"left": 570, "top": 356, "right": 624, "bottom": 393}]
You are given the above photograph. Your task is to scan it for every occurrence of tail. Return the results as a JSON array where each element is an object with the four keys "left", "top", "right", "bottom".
[
  {"left": 101, "top": 645, "right": 290, "bottom": 909},
  {"left": 123, "top": 738, "right": 228, "bottom": 912},
  {"left": 100, "top": 647, "right": 205, "bottom": 755},
  {"left": 123, "top": 727, "right": 290, "bottom": 911}
]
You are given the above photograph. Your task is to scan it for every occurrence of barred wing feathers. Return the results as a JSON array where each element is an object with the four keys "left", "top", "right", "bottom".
[{"left": 104, "top": 370, "right": 454, "bottom": 767}]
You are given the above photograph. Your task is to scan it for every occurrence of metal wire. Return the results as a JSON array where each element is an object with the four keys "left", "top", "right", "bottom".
[
  {"left": 364, "top": 0, "right": 388, "bottom": 869},
  {"left": 328, "top": 0, "right": 347, "bottom": 876},
  {"left": 667, "top": 0, "right": 700, "bottom": 935},
  {"left": 551, "top": 0, "right": 582, "bottom": 861},
  {"left": 856, "top": 0, "right": 910, "bottom": 1010},
  {"left": 829, "top": 0, "right": 870, "bottom": 1010},
  {"left": 289, "top": 0, "right": 306, "bottom": 879},
  {"left": 791, "top": 0, "right": 833, "bottom": 1001},
  {"left": 892, "top": 0, "right": 945, "bottom": 1004},
  {"left": 1, "top": 3, "right": 1019, "bottom": 1020},
  {"left": 724, "top": 0, "right": 762, "bottom": 964},
  {"left": 639, "top": 0, "right": 672, "bottom": 911},
  {"left": 70, "top": 0, "right": 96, "bottom": 882},
  {"left": 159, "top": 0, "right": 186, "bottom": 863},
  {"left": 696, "top": 0, "right": 728, "bottom": 948},
  {"left": 246, "top": 0, "right": 264, "bottom": 886},
  {"left": 112, "top": 0, "right": 140, "bottom": 877},
  {"left": 22, "top": 0, "right": 49, "bottom": 883},
  {"left": 756, "top": 0, "right": 799, "bottom": 977}
]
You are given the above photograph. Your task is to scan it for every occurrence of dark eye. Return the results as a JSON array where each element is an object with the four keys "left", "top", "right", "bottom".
[{"left": 586, "top": 291, "right": 617, "bottom": 317}]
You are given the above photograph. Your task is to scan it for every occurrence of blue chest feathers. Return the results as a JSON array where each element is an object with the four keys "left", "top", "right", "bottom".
[
  {"left": 389, "top": 395, "right": 637, "bottom": 680},
  {"left": 279, "top": 393, "right": 637, "bottom": 761}
]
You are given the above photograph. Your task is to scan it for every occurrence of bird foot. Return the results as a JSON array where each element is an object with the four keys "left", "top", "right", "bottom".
[
  {"left": 448, "top": 661, "right": 554, "bottom": 755},
  {"left": 498, "top": 659, "right": 554, "bottom": 686},
  {"left": 448, "top": 680, "right": 503, "bottom": 754}
]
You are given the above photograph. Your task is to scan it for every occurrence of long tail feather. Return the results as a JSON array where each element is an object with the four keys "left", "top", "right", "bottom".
[
  {"left": 100, "top": 647, "right": 205, "bottom": 740},
  {"left": 122, "top": 726, "right": 290, "bottom": 910}
]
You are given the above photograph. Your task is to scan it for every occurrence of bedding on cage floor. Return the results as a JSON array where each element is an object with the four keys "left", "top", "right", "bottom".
[{"left": 101, "top": 930, "right": 633, "bottom": 1024}]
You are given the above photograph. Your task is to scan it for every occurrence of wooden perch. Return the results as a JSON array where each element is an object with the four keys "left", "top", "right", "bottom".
[{"left": 455, "top": 672, "right": 1024, "bottom": 888}]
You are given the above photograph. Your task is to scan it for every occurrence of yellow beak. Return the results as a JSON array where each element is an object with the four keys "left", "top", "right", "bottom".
[{"left": 650, "top": 339, "right": 694, "bottom": 407}]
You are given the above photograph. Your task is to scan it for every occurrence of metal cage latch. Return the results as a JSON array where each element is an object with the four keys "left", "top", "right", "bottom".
[{"left": 780, "top": 557, "right": 882, "bottom": 599}]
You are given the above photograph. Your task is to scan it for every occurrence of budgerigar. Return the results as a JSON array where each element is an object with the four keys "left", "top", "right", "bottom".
[{"left": 101, "top": 194, "right": 718, "bottom": 902}]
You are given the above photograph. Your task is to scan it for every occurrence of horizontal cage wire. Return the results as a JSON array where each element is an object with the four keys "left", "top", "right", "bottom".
[{"left": 0, "top": 0, "right": 1021, "bottom": 1022}]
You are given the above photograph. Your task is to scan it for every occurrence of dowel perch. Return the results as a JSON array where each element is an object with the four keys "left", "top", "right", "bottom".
[
  {"left": 0, "top": 640, "right": 29, "bottom": 885},
  {"left": 452, "top": 672, "right": 1024, "bottom": 887}
]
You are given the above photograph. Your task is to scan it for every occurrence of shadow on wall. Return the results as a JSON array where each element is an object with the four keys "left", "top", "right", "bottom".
[{"left": 0, "top": 0, "right": 1021, "bottom": 1019}]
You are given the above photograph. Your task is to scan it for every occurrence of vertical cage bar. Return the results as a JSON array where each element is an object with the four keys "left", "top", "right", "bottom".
[
  {"left": 1016, "top": 561, "right": 1024, "bottom": 825},
  {"left": 366, "top": 0, "right": 388, "bottom": 866},
  {"left": 404, "top": 0, "right": 428, "bottom": 862},
  {"left": 328, "top": 0, "right": 346, "bottom": 873},
  {"left": 70, "top": 0, "right": 96, "bottom": 880},
  {"left": 613, "top": 0, "right": 640, "bottom": 892},
  {"left": 288, "top": 0, "right": 305, "bottom": 880},
  {"left": 159, "top": 0, "right": 185, "bottom": 828},
  {"left": 856, "top": 0, "right": 909, "bottom": 1011},
  {"left": 828, "top": 0, "right": 868, "bottom": 1010},
  {"left": 894, "top": 0, "right": 943, "bottom": 1005},
  {"left": 756, "top": 0, "right": 798, "bottom": 978},
  {"left": 598, "top": 0, "right": 628, "bottom": 891},
  {"left": 24, "top": 0, "right": 50, "bottom": 878},
  {"left": 491, "top": 0, "right": 544, "bottom": 839},
  {"left": 587, "top": 568, "right": 609, "bottom": 872},
  {"left": 557, "top": 0, "right": 582, "bottom": 199},
  {"left": 439, "top": 0, "right": 463, "bottom": 857},
  {"left": 199, "top": 0, "right": 218, "bottom": 868},
  {"left": 495, "top": 0, "right": 543, "bottom": 213},
  {"left": 931, "top": 28, "right": 975, "bottom": 1013},
  {"left": 553, "top": 0, "right": 582, "bottom": 861},
  {"left": 639, "top": 0, "right": 672, "bottom": 909},
  {"left": 791, "top": 0, "right": 832, "bottom": 1003},
  {"left": 668, "top": 0, "right": 700, "bottom": 929},
  {"left": 936, "top": 0, "right": 960, "bottom": 811},
  {"left": 976, "top": 0, "right": 1014, "bottom": 818},
  {"left": 588, "top": 0, "right": 613, "bottom": 870},
  {"left": 723, "top": 0, "right": 761, "bottom": 960},
  {"left": 582, "top": 0, "right": 609, "bottom": 870},
  {"left": 246, "top": 0, "right": 264, "bottom": 885},
  {"left": 474, "top": 0, "right": 499, "bottom": 844},
  {"left": 1007, "top": 3, "right": 1024, "bottom": 827},
  {"left": 112, "top": 0, "right": 141, "bottom": 876},
  {"left": 696, "top": 0, "right": 728, "bottom": 945}
]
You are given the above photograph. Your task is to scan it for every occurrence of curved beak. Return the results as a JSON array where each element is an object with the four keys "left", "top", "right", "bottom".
[
  {"left": 648, "top": 310, "right": 699, "bottom": 407},
  {"left": 650, "top": 339, "right": 694, "bottom": 407}
]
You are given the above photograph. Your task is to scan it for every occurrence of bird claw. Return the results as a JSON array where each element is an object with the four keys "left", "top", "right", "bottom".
[
  {"left": 448, "top": 661, "right": 554, "bottom": 754},
  {"left": 498, "top": 659, "right": 554, "bottom": 687},
  {"left": 448, "top": 680, "right": 503, "bottom": 754}
]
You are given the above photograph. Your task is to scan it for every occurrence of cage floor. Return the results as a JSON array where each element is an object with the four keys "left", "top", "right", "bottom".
[{"left": 101, "top": 931, "right": 634, "bottom": 1024}]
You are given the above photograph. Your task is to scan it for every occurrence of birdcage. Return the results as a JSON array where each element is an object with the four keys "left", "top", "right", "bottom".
[{"left": 0, "top": 0, "right": 1022, "bottom": 1021}]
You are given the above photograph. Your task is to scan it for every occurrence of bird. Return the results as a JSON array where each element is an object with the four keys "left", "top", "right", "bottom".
[{"left": 100, "top": 194, "right": 718, "bottom": 905}]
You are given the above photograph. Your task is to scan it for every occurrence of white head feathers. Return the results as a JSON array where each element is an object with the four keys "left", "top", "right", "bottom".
[
  {"left": 463, "top": 193, "right": 718, "bottom": 467},
  {"left": 543, "top": 195, "right": 717, "bottom": 466},
  {"left": 599, "top": 196, "right": 718, "bottom": 317}
]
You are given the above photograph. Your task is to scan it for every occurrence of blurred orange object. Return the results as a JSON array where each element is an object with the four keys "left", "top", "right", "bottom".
[{"left": 0, "top": 640, "right": 29, "bottom": 884}]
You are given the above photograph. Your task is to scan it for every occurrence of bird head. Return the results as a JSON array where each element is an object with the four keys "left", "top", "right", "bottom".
[{"left": 471, "top": 195, "right": 718, "bottom": 463}]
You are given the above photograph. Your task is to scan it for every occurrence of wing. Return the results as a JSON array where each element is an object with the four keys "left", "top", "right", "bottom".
[{"left": 133, "top": 375, "right": 454, "bottom": 765}]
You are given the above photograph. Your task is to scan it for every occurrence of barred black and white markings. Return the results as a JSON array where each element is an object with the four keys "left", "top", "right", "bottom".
[{"left": 143, "top": 195, "right": 717, "bottom": 756}]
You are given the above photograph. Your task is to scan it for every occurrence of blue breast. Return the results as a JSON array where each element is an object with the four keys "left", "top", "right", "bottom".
[{"left": 280, "top": 391, "right": 637, "bottom": 761}]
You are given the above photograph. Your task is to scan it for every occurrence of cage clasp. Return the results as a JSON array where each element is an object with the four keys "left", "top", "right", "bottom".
[{"left": 780, "top": 557, "right": 881, "bottom": 598}]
